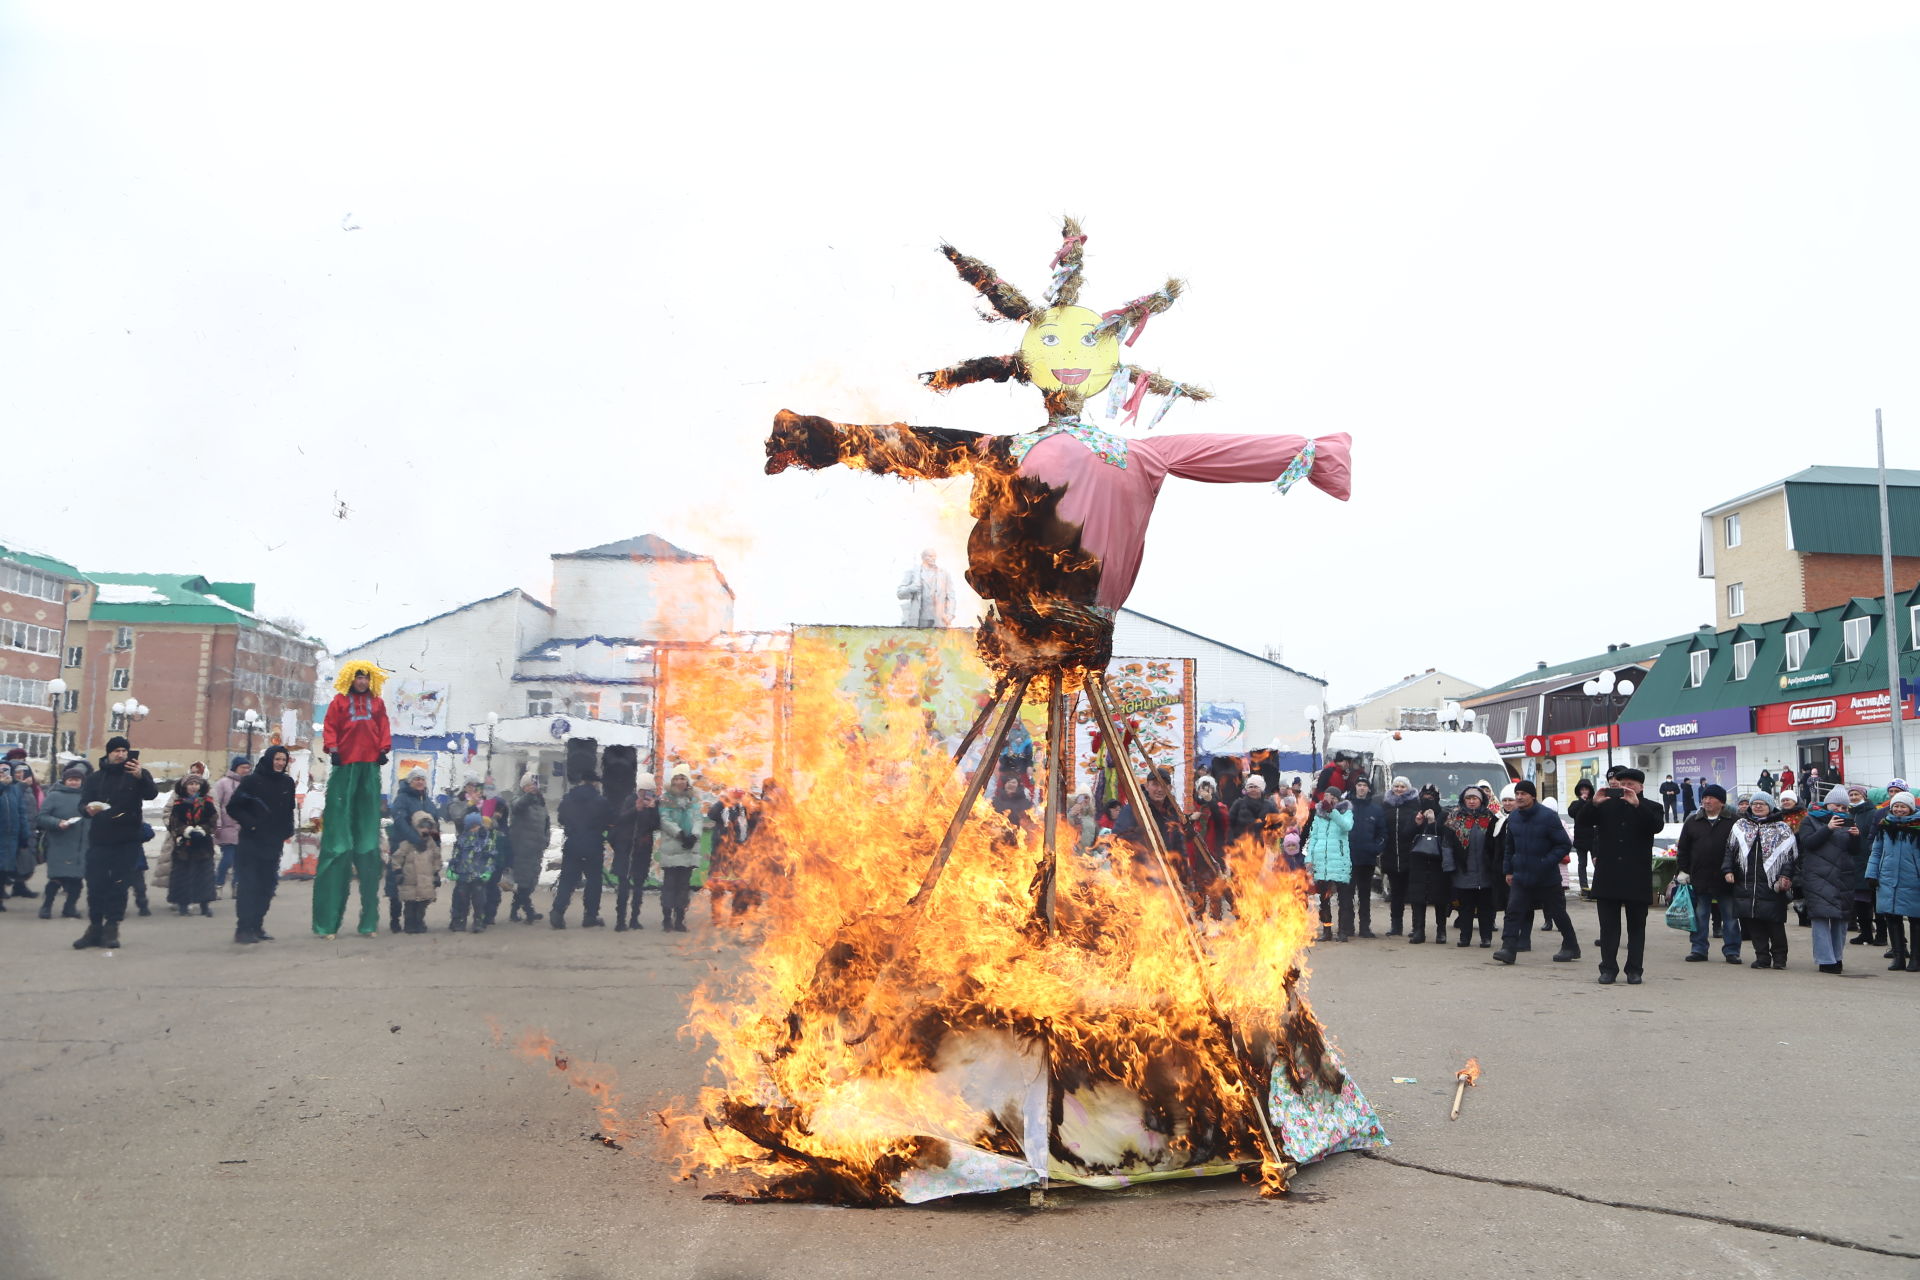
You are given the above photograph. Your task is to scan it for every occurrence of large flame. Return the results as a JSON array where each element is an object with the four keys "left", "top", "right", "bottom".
[{"left": 659, "top": 632, "right": 1354, "bottom": 1203}]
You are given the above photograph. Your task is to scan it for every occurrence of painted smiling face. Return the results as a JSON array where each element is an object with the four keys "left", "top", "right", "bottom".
[{"left": 1019, "top": 305, "right": 1120, "bottom": 398}]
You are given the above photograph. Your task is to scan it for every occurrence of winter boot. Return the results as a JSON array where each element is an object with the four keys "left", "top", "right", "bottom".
[
  {"left": 100, "top": 922, "right": 122, "bottom": 948},
  {"left": 38, "top": 886, "right": 54, "bottom": 920},
  {"left": 1434, "top": 921, "right": 1448, "bottom": 945},
  {"left": 72, "top": 922, "right": 103, "bottom": 950},
  {"left": 405, "top": 902, "right": 429, "bottom": 934},
  {"left": 1551, "top": 945, "right": 1580, "bottom": 962},
  {"left": 550, "top": 910, "right": 567, "bottom": 929},
  {"left": 234, "top": 928, "right": 260, "bottom": 945},
  {"left": 1319, "top": 926, "right": 1334, "bottom": 942},
  {"left": 673, "top": 909, "right": 688, "bottom": 933},
  {"left": 388, "top": 900, "right": 402, "bottom": 933},
  {"left": 134, "top": 887, "right": 150, "bottom": 917},
  {"left": 1906, "top": 919, "right": 1920, "bottom": 972},
  {"left": 582, "top": 914, "right": 606, "bottom": 928},
  {"left": 1492, "top": 947, "right": 1516, "bottom": 965},
  {"left": 175, "top": 903, "right": 189, "bottom": 916},
  {"left": 199, "top": 903, "right": 213, "bottom": 917}
]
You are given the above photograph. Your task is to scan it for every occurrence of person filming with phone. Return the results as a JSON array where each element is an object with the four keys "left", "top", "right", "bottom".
[
  {"left": 1574, "top": 766, "right": 1665, "bottom": 985},
  {"left": 72, "top": 736, "right": 157, "bottom": 950}
]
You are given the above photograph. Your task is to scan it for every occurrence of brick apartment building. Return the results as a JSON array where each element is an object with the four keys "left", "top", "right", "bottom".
[
  {"left": 81, "top": 574, "right": 322, "bottom": 778},
  {"left": 1700, "top": 466, "right": 1920, "bottom": 630},
  {"left": 0, "top": 541, "right": 95, "bottom": 776}
]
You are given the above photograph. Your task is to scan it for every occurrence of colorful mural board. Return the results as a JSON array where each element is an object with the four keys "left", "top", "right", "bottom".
[{"left": 1075, "top": 657, "right": 1198, "bottom": 806}]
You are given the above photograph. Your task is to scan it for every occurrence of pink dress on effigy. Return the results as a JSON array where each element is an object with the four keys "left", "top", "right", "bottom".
[{"left": 1009, "top": 424, "right": 1353, "bottom": 608}]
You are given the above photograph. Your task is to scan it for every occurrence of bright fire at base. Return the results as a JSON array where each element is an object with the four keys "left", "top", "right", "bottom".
[{"left": 645, "top": 635, "right": 1386, "bottom": 1204}]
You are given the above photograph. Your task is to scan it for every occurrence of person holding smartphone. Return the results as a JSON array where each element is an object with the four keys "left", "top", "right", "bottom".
[
  {"left": 71, "top": 737, "right": 157, "bottom": 950},
  {"left": 1574, "top": 767, "right": 1664, "bottom": 985}
]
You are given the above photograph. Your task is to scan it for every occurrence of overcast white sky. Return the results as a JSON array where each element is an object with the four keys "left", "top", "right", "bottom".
[{"left": 7, "top": 2, "right": 1920, "bottom": 703}]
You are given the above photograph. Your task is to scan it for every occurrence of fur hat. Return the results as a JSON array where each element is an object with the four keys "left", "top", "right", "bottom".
[
  {"left": 1391, "top": 775, "right": 1412, "bottom": 789},
  {"left": 407, "top": 767, "right": 429, "bottom": 782},
  {"left": 1243, "top": 776, "right": 1266, "bottom": 792},
  {"left": 411, "top": 811, "right": 438, "bottom": 831},
  {"left": 669, "top": 764, "right": 692, "bottom": 782}
]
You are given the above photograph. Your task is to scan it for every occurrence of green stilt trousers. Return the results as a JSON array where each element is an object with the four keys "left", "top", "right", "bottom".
[{"left": 314, "top": 761, "right": 384, "bottom": 936}]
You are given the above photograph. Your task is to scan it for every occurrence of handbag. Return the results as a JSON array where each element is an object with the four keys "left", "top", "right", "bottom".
[{"left": 1664, "top": 881, "right": 1695, "bottom": 931}]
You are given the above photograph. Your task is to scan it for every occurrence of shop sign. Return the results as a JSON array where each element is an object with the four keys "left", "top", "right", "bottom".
[
  {"left": 1524, "top": 735, "right": 1548, "bottom": 758},
  {"left": 1617, "top": 705, "right": 1753, "bottom": 746},
  {"left": 1755, "top": 691, "right": 1917, "bottom": 735},
  {"left": 1547, "top": 726, "right": 1616, "bottom": 755},
  {"left": 1779, "top": 669, "right": 1833, "bottom": 691}
]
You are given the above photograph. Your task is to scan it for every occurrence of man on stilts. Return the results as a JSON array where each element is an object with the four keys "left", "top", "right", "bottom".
[{"left": 315, "top": 661, "right": 392, "bottom": 938}]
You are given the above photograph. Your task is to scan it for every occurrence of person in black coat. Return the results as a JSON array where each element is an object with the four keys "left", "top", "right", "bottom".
[
  {"left": 1406, "top": 783, "right": 1450, "bottom": 943},
  {"left": 1375, "top": 776, "right": 1424, "bottom": 936},
  {"left": 1493, "top": 780, "right": 1575, "bottom": 963},
  {"left": 71, "top": 736, "right": 158, "bottom": 950},
  {"left": 224, "top": 745, "right": 297, "bottom": 944},
  {"left": 1345, "top": 778, "right": 1385, "bottom": 938},
  {"left": 1796, "top": 790, "right": 1860, "bottom": 974},
  {"left": 1565, "top": 777, "right": 1597, "bottom": 897},
  {"left": 1724, "top": 793, "right": 1798, "bottom": 968},
  {"left": 609, "top": 776, "right": 662, "bottom": 931},
  {"left": 1574, "top": 767, "right": 1664, "bottom": 984},
  {"left": 1672, "top": 785, "right": 1739, "bottom": 962},
  {"left": 1658, "top": 776, "right": 1680, "bottom": 821},
  {"left": 552, "top": 772, "right": 613, "bottom": 928},
  {"left": 1679, "top": 778, "right": 1697, "bottom": 818},
  {"left": 1840, "top": 782, "right": 1884, "bottom": 946}
]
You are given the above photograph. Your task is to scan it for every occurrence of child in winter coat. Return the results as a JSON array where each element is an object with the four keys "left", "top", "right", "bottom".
[
  {"left": 448, "top": 812, "right": 505, "bottom": 933},
  {"left": 397, "top": 810, "right": 444, "bottom": 934}
]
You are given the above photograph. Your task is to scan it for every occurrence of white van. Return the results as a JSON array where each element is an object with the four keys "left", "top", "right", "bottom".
[{"left": 1324, "top": 728, "right": 1511, "bottom": 803}]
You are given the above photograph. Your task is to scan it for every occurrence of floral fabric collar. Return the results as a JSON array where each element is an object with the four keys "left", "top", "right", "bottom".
[{"left": 1007, "top": 419, "right": 1130, "bottom": 469}]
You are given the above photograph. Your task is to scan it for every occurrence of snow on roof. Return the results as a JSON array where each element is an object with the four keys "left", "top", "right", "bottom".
[{"left": 93, "top": 583, "right": 171, "bottom": 605}]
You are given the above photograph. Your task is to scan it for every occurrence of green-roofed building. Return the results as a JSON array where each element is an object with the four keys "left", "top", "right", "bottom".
[
  {"left": 1701, "top": 465, "right": 1920, "bottom": 631},
  {"left": 76, "top": 572, "right": 322, "bottom": 779},
  {"left": 1611, "top": 583, "right": 1919, "bottom": 795},
  {"left": 1461, "top": 636, "right": 1689, "bottom": 798},
  {"left": 0, "top": 539, "right": 94, "bottom": 775}
]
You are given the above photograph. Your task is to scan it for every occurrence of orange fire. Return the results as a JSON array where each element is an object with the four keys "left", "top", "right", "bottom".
[
  {"left": 650, "top": 632, "right": 1352, "bottom": 1203},
  {"left": 1457, "top": 1058, "right": 1481, "bottom": 1086}
]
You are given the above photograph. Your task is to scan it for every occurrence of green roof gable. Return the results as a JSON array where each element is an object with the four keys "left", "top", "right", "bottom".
[
  {"left": 85, "top": 572, "right": 281, "bottom": 630},
  {"left": 0, "top": 540, "right": 86, "bottom": 581},
  {"left": 1783, "top": 467, "right": 1920, "bottom": 557},
  {"left": 1621, "top": 586, "right": 1920, "bottom": 721},
  {"left": 1472, "top": 635, "right": 1686, "bottom": 701}
]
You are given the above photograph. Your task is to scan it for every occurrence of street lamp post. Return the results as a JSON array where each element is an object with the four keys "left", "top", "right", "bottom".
[
  {"left": 47, "top": 678, "right": 67, "bottom": 777},
  {"left": 1304, "top": 704, "right": 1322, "bottom": 771},
  {"left": 240, "top": 708, "right": 265, "bottom": 758},
  {"left": 485, "top": 711, "right": 499, "bottom": 786},
  {"left": 1581, "top": 671, "right": 1636, "bottom": 772},
  {"left": 113, "top": 699, "right": 150, "bottom": 741}
]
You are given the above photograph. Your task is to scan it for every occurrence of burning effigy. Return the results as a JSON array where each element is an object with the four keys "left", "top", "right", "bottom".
[{"left": 672, "top": 220, "right": 1384, "bottom": 1204}]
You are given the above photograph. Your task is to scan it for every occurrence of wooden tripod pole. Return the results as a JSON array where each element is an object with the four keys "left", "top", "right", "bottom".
[
  {"left": 1083, "top": 672, "right": 1287, "bottom": 1177},
  {"left": 909, "top": 676, "right": 1030, "bottom": 908},
  {"left": 950, "top": 677, "right": 1009, "bottom": 764},
  {"left": 1031, "top": 676, "right": 1070, "bottom": 1207}
]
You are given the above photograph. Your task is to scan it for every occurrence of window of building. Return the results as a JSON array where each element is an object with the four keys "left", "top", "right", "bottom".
[
  {"left": 1733, "top": 640, "right": 1755, "bottom": 681},
  {"left": 0, "top": 562, "right": 63, "bottom": 602},
  {"left": 1784, "top": 629, "right": 1810, "bottom": 672},
  {"left": 0, "top": 676, "right": 50, "bottom": 707},
  {"left": 1723, "top": 513, "right": 1741, "bottom": 548},
  {"left": 62, "top": 688, "right": 80, "bottom": 711},
  {"left": 566, "top": 694, "right": 599, "bottom": 720},
  {"left": 109, "top": 711, "right": 128, "bottom": 731},
  {"left": 114, "top": 626, "right": 134, "bottom": 649},
  {"left": 13, "top": 732, "right": 51, "bottom": 758},
  {"left": 1843, "top": 615, "right": 1872, "bottom": 662},
  {"left": 1688, "top": 649, "right": 1710, "bottom": 688},
  {"left": 619, "top": 694, "right": 652, "bottom": 726},
  {"left": 1505, "top": 707, "right": 1527, "bottom": 740},
  {"left": 0, "top": 619, "right": 59, "bottom": 654},
  {"left": 1913, "top": 604, "right": 1920, "bottom": 650},
  {"left": 1726, "top": 582, "right": 1744, "bottom": 618},
  {"left": 58, "top": 729, "right": 75, "bottom": 754},
  {"left": 110, "top": 666, "right": 131, "bottom": 691},
  {"left": 525, "top": 690, "right": 554, "bottom": 717},
  {"left": 65, "top": 644, "right": 84, "bottom": 668}
]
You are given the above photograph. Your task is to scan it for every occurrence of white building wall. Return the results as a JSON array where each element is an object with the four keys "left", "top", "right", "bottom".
[
  {"left": 337, "top": 592, "right": 552, "bottom": 737},
  {"left": 549, "top": 557, "right": 733, "bottom": 642},
  {"left": 1336, "top": 673, "right": 1484, "bottom": 731},
  {"left": 1110, "top": 610, "right": 1326, "bottom": 755}
]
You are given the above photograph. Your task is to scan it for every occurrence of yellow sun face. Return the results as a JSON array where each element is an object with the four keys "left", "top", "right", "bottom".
[{"left": 1019, "top": 305, "right": 1120, "bottom": 398}]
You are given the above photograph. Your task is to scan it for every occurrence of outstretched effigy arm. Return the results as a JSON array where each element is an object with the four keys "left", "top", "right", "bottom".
[
  {"left": 1139, "top": 431, "right": 1353, "bottom": 501},
  {"left": 765, "top": 409, "right": 986, "bottom": 479}
]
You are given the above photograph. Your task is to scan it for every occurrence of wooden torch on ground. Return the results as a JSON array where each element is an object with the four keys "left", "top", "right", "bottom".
[{"left": 1450, "top": 1058, "right": 1481, "bottom": 1120}]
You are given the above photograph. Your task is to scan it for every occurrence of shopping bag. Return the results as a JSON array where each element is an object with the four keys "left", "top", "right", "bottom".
[{"left": 1664, "top": 882, "right": 1695, "bottom": 931}]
